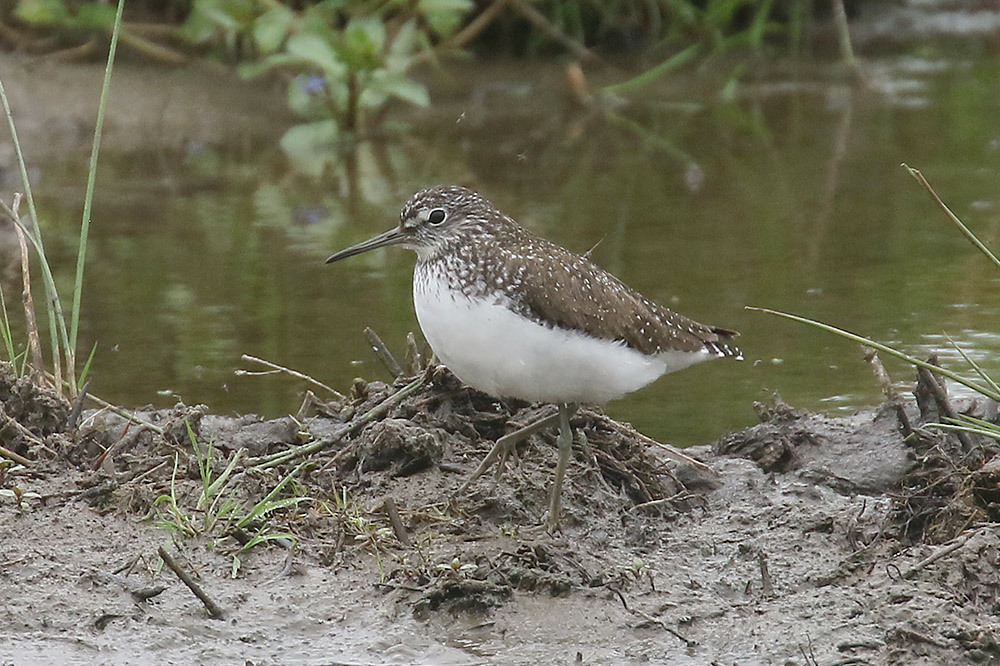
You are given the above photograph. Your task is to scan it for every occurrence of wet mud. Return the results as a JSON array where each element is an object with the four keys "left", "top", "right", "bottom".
[{"left": 2, "top": 361, "right": 999, "bottom": 665}]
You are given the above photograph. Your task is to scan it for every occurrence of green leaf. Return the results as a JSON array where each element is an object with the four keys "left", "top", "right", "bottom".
[
  {"left": 253, "top": 5, "right": 294, "bottom": 54},
  {"left": 280, "top": 121, "right": 340, "bottom": 178},
  {"left": 14, "top": 0, "right": 69, "bottom": 25},
  {"left": 76, "top": 3, "right": 118, "bottom": 30},
  {"left": 385, "top": 19, "right": 420, "bottom": 72},
  {"left": 178, "top": 0, "right": 239, "bottom": 43},
  {"left": 286, "top": 33, "right": 346, "bottom": 79},
  {"left": 418, "top": 0, "right": 473, "bottom": 36},
  {"left": 363, "top": 70, "right": 429, "bottom": 108},
  {"left": 602, "top": 44, "right": 701, "bottom": 96},
  {"left": 342, "top": 17, "right": 386, "bottom": 68}
]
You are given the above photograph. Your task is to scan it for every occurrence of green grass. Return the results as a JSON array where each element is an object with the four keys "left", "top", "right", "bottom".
[
  {"left": 751, "top": 163, "right": 1000, "bottom": 442},
  {"left": 322, "top": 486, "right": 395, "bottom": 583},
  {"left": 0, "top": 0, "right": 126, "bottom": 398},
  {"left": 153, "top": 421, "right": 311, "bottom": 575}
]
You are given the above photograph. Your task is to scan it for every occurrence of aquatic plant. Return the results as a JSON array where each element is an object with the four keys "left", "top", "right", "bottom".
[
  {"left": 0, "top": 0, "right": 125, "bottom": 398},
  {"left": 752, "top": 165, "right": 1000, "bottom": 542},
  {"left": 183, "top": 0, "right": 473, "bottom": 176}
]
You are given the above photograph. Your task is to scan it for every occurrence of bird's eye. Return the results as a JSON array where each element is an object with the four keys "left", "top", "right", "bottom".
[{"left": 427, "top": 208, "right": 447, "bottom": 225}]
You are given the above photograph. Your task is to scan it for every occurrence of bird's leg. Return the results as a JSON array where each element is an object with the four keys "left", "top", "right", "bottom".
[
  {"left": 545, "top": 402, "right": 578, "bottom": 532},
  {"left": 458, "top": 406, "right": 562, "bottom": 493}
]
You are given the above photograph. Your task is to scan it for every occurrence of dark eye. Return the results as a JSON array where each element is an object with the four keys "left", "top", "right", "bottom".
[{"left": 427, "top": 208, "right": 447, "bottom": 225}]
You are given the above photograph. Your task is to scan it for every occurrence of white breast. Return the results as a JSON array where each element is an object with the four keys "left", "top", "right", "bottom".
[{"left": 413, "top": 271, "right": 711, "bottom": 405}]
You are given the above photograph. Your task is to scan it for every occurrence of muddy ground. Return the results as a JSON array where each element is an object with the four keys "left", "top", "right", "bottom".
[{"left": 1, "top": 361, "right": 999, "bottom": 666}]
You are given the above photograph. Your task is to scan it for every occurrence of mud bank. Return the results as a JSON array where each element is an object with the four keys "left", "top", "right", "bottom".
[{"left": 1, "top": 363, "right": 999, "bottom": 666}]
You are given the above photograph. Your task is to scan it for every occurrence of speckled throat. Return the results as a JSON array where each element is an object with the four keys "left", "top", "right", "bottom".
[{"left": 408, "top": 188, "right": 741, "bottom": 360}]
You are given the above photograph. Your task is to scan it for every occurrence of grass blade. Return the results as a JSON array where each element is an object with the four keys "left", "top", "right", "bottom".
[
  {"left": 944, "top": 332, "right": 1000, "bottom": 399},
  {"left": 603, "top": 44, "right": 701, "bottom": 95},
  {"left": 71, "top": 0, "right": 127, "bottom": 363},
  {"left": 77, "top": 341, "right": 98, "bottom": 390},
  {"left": 0, "top": 88, "right": 71, "bottom": 389},
  {"left": 11, "top": 221, "right": 44, "bottom": 379},
  {"left": 746, "top": 306, "right": 1000, "bottom": 403},
  {"left": 0, "top": 281, "right": 16, "bottom": 365},
  {"left": 236, "top": 462, "right": 309, "bottom": 528},
  {"left": 205, "top": 448, "right": 244, "bottom": 501},
  {"left": 902, "top": 163, "right": 1000, "bottom": 270},
  {"left": 926, "top": 420, "right": 1000, "bottom": 441}
]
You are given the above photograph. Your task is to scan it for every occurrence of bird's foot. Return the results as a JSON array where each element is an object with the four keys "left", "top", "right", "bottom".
[{"left": 457, "top": 407, "right": 562, "bottom": 494}]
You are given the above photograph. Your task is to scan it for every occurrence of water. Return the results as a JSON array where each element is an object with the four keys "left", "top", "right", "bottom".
[{"left": 6, "top": 54, "right": 1000, "bottom": 445}]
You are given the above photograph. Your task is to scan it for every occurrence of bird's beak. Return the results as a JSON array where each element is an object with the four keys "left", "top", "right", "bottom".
[{"left": 325, "top": 227, "right": 406, "bottom": 264}]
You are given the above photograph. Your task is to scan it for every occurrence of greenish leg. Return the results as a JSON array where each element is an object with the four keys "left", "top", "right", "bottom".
[{"left": 545, "top": 403, "right": 577, "bottom": 532}]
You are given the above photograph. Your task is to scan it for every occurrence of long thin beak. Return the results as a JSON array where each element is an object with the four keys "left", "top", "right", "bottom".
[{"left": 325, "top": 227, "right": 406, "bottom": 264}]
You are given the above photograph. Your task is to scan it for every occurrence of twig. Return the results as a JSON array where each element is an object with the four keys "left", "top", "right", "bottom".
[
  {"left": 115, "top": 27, "right": 189, "bottom": 65},
  {"left": 157, "top": 546, "right": 226, "bottom": 619},
  {"left": 67, "top": 380, "right": 90, "bottom": 431},
  {"left": 0, "top": 443, "right": 31, "bottom": 466},
  {"left": 901, "top": 167, "right": 1000, "bottom": 270},
  {"left": 888, "top": 626, "right": 950, "bottom": 649},
  {"left": 382, "top": 497, "right": 411, "bottom": 547},
  {"left": 901, "top": 532, "right": 970, "bottom": 580},
  {"left": 84, "top": 392, "right": 165, "bottom": 436},
  {"left": 405, "top": 332, "right": 425, "bottom": 375},
  {"left": 592, "top": 445, "right": 652, "bottom": 502},
  {"left": 916, "top": 362, "right": 974, "bottom": 452},
  {"left": 91, "top": 420, "right": 130, "bottom": 470},
  {"left": 250, "top": 373, "right": 428, "bottom": 468},
  {"left": 607, "top": 586, "right": 692, "bottom": 646},
  {"left": 439, "top": 0, "right": 507, "bottom": 53},
  {"left": 97, "top": 570, "right": 166, "bottom": 602},
  {"left": 128, "top": 457, "right": 171, "bottom": 484},
  {"left": 598, "top": 415, "right": 715, "bottom": 473},
  {"left": 627, "top": 491, "right": 695, "bottom": 514},
  {"left": 0, "top": 402, "right": 46, "bottom": 450},
  {"left": 237, "top": 354, "right": 345, "bottom": 400},
  {"left": 799, "top": 634, "right": 819, "bottom": 666},
  {"left": 364, "top": 327, "right": 403, "bottom": 378},
  {"left": 746, "top": 307, "right": 1000, "bottom": 402},
  {"left": 11, "top": 215, "right": 45, "bottom": 385},
  {"left": 863, "top": 348, "right": 914, "bottom": 438},
  {"left": 758, "top": 550, "right": 774, "bottom": 595}
]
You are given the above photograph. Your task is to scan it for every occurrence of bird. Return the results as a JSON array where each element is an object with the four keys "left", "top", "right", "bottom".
[{"left": 326, "top": 185, "right": 742, "bottom": 530}]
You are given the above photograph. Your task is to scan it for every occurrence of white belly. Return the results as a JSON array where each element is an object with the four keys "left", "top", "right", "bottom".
[{"left": 413, "top": 276, "right": 711, "bottom": 405}]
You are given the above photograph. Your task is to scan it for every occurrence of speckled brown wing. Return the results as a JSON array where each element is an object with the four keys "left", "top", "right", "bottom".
[{"left": 501, "top": 224, "right": 741, "bottom": 358}]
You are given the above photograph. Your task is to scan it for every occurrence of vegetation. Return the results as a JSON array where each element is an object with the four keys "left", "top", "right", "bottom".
[
  {"left": 753, "top": 165, "right": 1000, "bottom": 541},
  {"left": 3, "top": 0, "right": 841, "bottom": 175},
  {"left": 754, "top": 164, "right": 1000, "bottom": 410},
  {"left": 0, "top": 0, "right": 125, "bottom": 396},
  {"left": 153, "top": 422, "right": 310, "bottom": 576}
]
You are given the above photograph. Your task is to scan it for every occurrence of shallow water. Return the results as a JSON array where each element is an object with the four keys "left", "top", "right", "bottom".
[{"left": 6, "top": 53, "right": 1000, "bottom": 445}]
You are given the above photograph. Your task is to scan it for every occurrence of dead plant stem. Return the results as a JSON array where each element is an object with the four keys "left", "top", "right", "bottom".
[
  {"left": 238, "top": 354, "right": 345, "bottom": 399},
  {"left": 250, "top": 373, "right": 427, "bottom": 468},
  {"left": 157, "top": 546, "right": 226, "bottom": 619}
]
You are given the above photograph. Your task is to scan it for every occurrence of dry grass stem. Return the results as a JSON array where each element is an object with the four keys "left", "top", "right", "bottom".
[
  {"left": 11, "top": 207, "right": 44, "bottom": 386},
  {"left": 157, "top": 546, "right": 226, "bottom": 619},
  {"left": 238, "top": 354, "right": 345, "bottom": 400}
]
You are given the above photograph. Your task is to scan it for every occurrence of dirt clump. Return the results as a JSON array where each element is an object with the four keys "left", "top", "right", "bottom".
[
  {"left": 2, "top": 365, "right": 1000, "bottom": 665},
  {"left": 0, "top": 361, "right": 69, "bottom": 451}
]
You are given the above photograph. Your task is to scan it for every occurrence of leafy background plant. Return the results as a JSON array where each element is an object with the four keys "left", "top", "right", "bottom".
[
  {"left": 183, "top": 0, "right": 473, "bottom": 176},
  {"left": 4, "top": 0, "right": 829, "bottom": 177}
]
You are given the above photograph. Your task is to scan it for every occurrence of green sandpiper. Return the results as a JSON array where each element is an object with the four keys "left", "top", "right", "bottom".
[{"left": 326, "top": 185, "right": 742, "bottom": 530}]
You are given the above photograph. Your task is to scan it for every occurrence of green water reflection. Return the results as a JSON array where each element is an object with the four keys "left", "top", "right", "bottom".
[{"left": 20, "top": 56, "right": 1000, "bottom": 446}]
